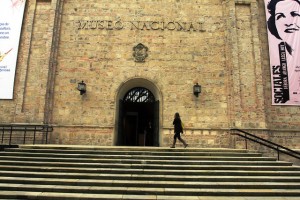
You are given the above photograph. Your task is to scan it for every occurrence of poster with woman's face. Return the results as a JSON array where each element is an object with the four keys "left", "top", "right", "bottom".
[
  {"left": 0, "top": 0, "right": 26, "bottom": 99},
  {"left": 265, "top": 0, "right": 300, "bottom": 105}
]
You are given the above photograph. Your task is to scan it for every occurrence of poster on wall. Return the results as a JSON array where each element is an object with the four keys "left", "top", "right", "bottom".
[
  {"left": 265, "top": 0, "right": 300, "bottom": 105},
  {"left": 0, "top": 0, "right": 26, "bottom": 99}
]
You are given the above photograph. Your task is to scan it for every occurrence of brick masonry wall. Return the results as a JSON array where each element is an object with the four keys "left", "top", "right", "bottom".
[
  {"left": 54, "top": 0, "right": 229, "bottom": 130},
  {"left": 0, "top": 0, "right": 299, "bottom": 154},
  {"left": 162, "top": 128, "right": 231, "bottom": 148},
  {"left": 49, "top": 126, "right": 114, "bottom": 146}
]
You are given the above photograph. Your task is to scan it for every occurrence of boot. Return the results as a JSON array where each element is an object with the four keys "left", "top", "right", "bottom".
[
  {"left": 170, "top": 139, "right": 176, "bottom": 148},
  {"left": 180, "top": 138, "right": 188, "bottom": 148}
]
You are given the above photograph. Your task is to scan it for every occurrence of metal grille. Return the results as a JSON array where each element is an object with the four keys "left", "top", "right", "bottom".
[{"left": 124, "top": 87, "right": 155, "bottom": 103}]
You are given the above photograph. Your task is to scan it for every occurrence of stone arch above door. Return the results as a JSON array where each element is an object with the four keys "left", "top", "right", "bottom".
[{"left": 115, "top": 78, "right": 161, "bottom": 102}]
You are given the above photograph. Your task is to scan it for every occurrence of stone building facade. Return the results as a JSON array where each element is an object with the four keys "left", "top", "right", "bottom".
[{"left": 1, "top": 0, "right": 300, "bottom": 154}]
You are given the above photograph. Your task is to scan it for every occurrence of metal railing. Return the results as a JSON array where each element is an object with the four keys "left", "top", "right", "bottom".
[
  {"left": 230, "top": 128, "right": 300, "bottom": 161},
  {"left": 0, "top": 124, "right": 53, "bottom": 146}
]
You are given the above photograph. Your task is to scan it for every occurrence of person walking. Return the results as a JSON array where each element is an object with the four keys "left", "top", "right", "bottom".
[{"left": 171, "top": 112, "right": 188, "bottom": 148}]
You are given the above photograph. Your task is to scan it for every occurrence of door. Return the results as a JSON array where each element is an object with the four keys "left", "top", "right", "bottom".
[
  {"left": 124, "top": 112, "right": 138, "bottom": 146},
  {"left": 117, "top": 87, "right": 159, "bottom": 146},
  {"left": 153, "top": 100, "right": 159, "bottom": 146},
  {"left": 117, "top": 100, "right": 124, "bottom": 145}
]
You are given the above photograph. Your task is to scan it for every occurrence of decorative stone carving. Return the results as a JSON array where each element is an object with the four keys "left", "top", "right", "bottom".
[{"left": 133, "top": 43, "right": 148, "bottom": 62}]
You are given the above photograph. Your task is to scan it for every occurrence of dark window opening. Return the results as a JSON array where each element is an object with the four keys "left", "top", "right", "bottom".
[{"left": 124, "top": 87, "right": 155, "bottom": 103}]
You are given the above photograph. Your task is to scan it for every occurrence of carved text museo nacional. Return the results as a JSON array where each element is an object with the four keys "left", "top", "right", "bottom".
[{"left": 76, "top": 20, "right": 205, "bottom": 32}]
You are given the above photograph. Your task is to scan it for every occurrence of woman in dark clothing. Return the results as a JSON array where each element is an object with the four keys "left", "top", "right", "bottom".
[{"left": 171, "top": 112, "right": 188, "bottom": 148}]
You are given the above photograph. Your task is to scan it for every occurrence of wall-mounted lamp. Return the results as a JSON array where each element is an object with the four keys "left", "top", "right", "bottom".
[
  {"left": 193, "top": 83, "right": 201, "bottom": 97},
  {"left": 77, "top": 80, "right": 86, "bottom": 95}
]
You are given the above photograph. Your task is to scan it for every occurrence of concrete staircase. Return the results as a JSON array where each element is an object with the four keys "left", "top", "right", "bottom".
[{"left": 0, "top": 145, "right": 299, "bottom": 200}]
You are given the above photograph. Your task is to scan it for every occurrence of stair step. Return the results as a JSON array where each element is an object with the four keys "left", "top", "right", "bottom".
[
  {"left": 0, "top": 157, "right": 279, "bottom": 167},
  {"left": 0, "top": 177, "right": 299, "bottom": 189},
  {"left": 0, "top": 160, "right": 293, "bottom": 170},
  {"left": 0, "top": 184, "right": 300, "bottom": 196},
  {"left": 0, "top": 162, "right": 300, "bottom": 173},
  {"left": 0, "top": 166, "right": 299, "bottom": 176},
  {"left": 0, "top": 164, "right": 299, "bottom": 171},
  {"left": 5, "top": 148, "right": 263, "bottom": 157},
  {"left": 0, "top": 155, "right": 277, "bottom": 162},
  {"left": 18, "top": 145, "right": 250, "bottom": 153},
  {"left": 1, "top": 191, "right": 299, "bottom": 200},
  {"left": 0, "top": 171, "right": 299, "bottom": 182},
  {"left": 0, "top": 145, "right": 298, "bottom": 198}
]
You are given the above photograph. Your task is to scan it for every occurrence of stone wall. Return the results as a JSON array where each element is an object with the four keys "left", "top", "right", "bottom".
[
  {"left": 0, "top": 0, "right": 299, "bottom": 153},
  {"left": 162, "top": 128, "right": 231, "bottom": 148},
  {"left": 53, "top": 0, "right": 229, "bottom": 130},
  {"left": 49, "top": 126, "right": 113, "bottom": 146}
]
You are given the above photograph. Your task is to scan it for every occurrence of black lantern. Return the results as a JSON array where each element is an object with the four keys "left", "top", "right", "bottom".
[
  {"left": 193, "top": 83, "right": 201, "bottom": 97},
  {"left": 77, "top": 81, "right": 86, "bottom": 95}
]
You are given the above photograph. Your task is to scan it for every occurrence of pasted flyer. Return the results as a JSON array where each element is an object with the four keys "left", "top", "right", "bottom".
[{"left": 0, "top": 0, "right": 26, "bottom": 99}]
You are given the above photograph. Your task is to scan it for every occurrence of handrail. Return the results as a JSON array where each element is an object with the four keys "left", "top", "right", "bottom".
[
  {"left": 230, "top": 128, "right": 300, "bottom": 161},
  {"left": 0, "top": 124, "right": 53, "bottom": 146}
]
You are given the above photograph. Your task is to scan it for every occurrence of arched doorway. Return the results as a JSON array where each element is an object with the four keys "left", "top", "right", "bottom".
[{"left": 117, "top": 87, "right": 159, "bottom": 146}]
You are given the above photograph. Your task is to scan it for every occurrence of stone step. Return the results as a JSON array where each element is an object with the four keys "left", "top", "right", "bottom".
[
  {"left": 0, "top": 177, "right": 299, "bottom": 189},
  {"left": 0, "top": 183, "right": 299, "bottom": 196},
  {"left": 0, "top": 152, "right": 273, "bottom": 161},
  {"left": 0, "top": 159, "right": 290, "bottom": 169},
  {"left": 0, "top": 146, "right": 269, "bottom": 155},
  {"left": 1, "top": 149, "right": 261, "bottom": 158},
  {"left": 19, "top": 145, "right": 250, "bottom": 153},
  {"left": 0, "top": 165, "right": 299, "bottom": 176},
  {"left": 0, "top": 161, "right": 293, "bottom": 171},
  {"left": 0, "top": 155, "right": 278, "bottom": 164},
  {"left": 0, "top": 145, "right": 299, "bottom": 198},
  {"left": 1, "top": 191, "right": 300, "bottom": 200},
  {"left": 0, "top": 163, "right": 299, "bottom": 171},
  {"left": 0, "top": 171, "right": 299, "bottom": 182}
]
